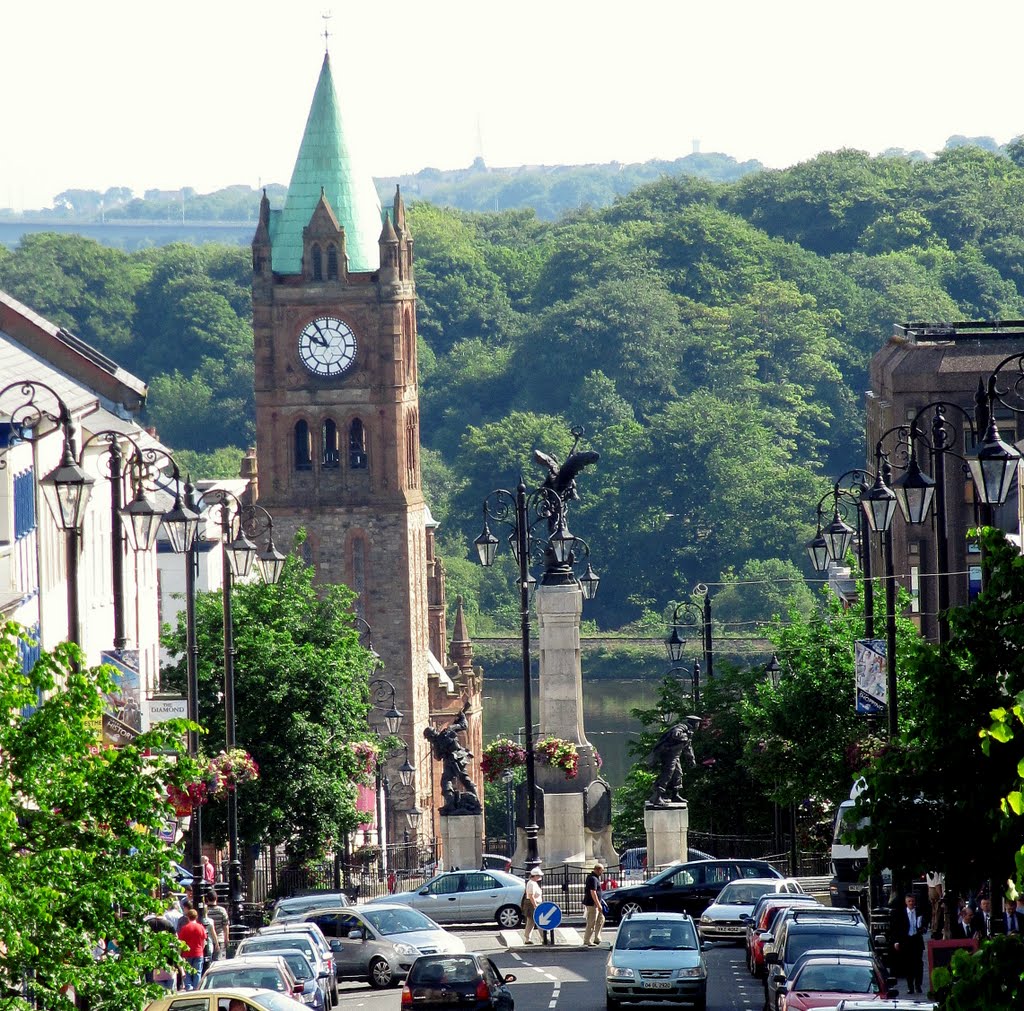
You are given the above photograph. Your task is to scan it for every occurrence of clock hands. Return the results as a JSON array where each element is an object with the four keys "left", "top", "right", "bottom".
[{"left": 310, "top": 322, "right": 330, "bottom": 347}]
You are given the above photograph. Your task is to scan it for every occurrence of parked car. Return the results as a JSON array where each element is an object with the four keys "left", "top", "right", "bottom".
[
  {"left": 602, "top": 859, "right": 784, "bottom": 922},
  {"left": 367, "top": 869, "right": 526, "bottom": 928},
  {"left": 779, "top": 951, "right": 896, "bottom": 1010},
  {"left": 197, "top": 956, "right": 313, "bottom": 1008},
  {"left": 257, "top": 923, "right": 336, "bottom": 1003},
  {"left": 745, "top": 894, "right": 823, "bottom": 976},
  {"left": 144, "top": 987, "right": 308, "bottom": 1011},
  {"left": 605, "top": 911, "right": 708, "bottom": 1010},
  {"left": 763, "top": 911, "right": 873, "bottom": 1011},
  {"left": 200, "top": 951, "right": 328, "bottom": 1011},
  {"left": 827, "top": 1002, "right": 936, "bottom": 1011},
  {"left": 698, "top": 878, "right": 803, "bottom": 942},
  {"left": 296, "top": 903, "right": 465, "bottom": 988},
  {"left": 400, "top": 953, "right": 515, "bottom": 1010},
  {"left": 272, "top": 893, "right": 351, "bottom": 921},
  {"left": 235, "top": 935, "right": 332, "bottom": 1007}
]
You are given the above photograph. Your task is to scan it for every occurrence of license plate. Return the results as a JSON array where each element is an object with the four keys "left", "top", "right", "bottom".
[
  {"left": 722, "top": 926, "right": 743, "bottom": 932},
  {"left": 643, "top": 982, "right": 673, "bottom": 989}
]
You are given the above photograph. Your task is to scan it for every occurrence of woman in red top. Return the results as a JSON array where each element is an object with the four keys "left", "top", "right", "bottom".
[{"left": 177, "top": 908, "right": 207, "bottom": 990}]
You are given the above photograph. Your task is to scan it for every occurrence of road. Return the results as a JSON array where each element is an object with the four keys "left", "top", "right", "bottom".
[{"left": 335, "top": 926, "right": 766, "bottom": 1011}]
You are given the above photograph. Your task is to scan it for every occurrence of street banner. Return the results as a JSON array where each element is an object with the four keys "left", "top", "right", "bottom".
[{"left": 854, "top": 639, "right": 887, "bottom": 715}]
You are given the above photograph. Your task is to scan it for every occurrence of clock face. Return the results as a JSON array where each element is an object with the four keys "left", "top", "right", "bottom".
[{"left": 297, "top": 316, "right": 357, "bottom": 377}]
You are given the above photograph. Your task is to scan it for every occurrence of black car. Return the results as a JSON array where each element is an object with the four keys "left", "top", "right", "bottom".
[
  {"left": 400, "top": 953, "right": 515, "bottom": 1010},
  {"left": 602, "top": 859, "right": 783, "bottom": 922}
]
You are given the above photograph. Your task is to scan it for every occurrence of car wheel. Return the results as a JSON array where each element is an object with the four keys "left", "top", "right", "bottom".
[
  {"left": 620, "top": 901, "right": 644, "bottom": 918},
  {"left": 368, "top": 956, "right": 394, "bottom": 989},
  {"left": 748, "top": 949, "right": 758, "bottom": 976},
  {"left": 330, "top": 984, "right": 339, "bottom": 1005},
  {"left": 497, "top": 904, "right": 523, "bottom": 929}
]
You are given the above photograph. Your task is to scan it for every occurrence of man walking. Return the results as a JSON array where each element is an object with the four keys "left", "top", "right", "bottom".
[
  {"left": 582, "top": 861, "right": 606, "bottom": 946},
  {"left": 890, "top": 893, "right": 927, "bottom": 994},
  {"left": 177, "top": 908, "right": 207, "bottom": 990},
  {"left": 206, "top": 890, "right": 229, "bottom": 961}
]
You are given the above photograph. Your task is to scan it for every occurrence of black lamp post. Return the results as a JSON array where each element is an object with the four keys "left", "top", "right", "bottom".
[
  {"left": 665, "top": 584, "right": 713, "bottom": 682},
  {"left": 368, "top": 675, "right": 409, "bottom": 869},
  {"left": 182, "top": 486, "right": 284, "bottom": 923},
  {"left": 473, "top": 431, "right": 600, "bottom": 870},
  {"left": 667, "top": 660, "right": 701, "bottom": 709}
]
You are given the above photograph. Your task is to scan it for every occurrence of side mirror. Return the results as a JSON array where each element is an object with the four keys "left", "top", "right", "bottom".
[
  {"left": 319, "top": 970, "right": 331, "bottom": 979},
  {"left": 777, "top": 975, "right": 788, "bottom": 988},
  {"left": 739, "top": 914, "right": 751, "bottom": 923},
  {"left": 348, "top": 928, "right": 363, "bottom": 940},
  {"left": 764, "top": 953, "right": 779, "bottom": 965},
  {"left": 329, "top": 939, "right": 343, "bottom": 952},
  {"left": 293, "top": 985, "right": 304, "bottom": 994},
  {"left": 701, "top": 942, "right": 712, "bottom": 951},
  {"left": 503, "top": 974, "right": 517, "bottom": 983},
  {"left": 418, "top": 888, "right": 429, "bottom": 896}
]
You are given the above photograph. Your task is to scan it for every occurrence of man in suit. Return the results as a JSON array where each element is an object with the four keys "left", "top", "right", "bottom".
[
  {"left": 890, "top": 893, "right": 927, "bottom": 994},
  {"left": 951, "top": 904, "right": 979, "bottom": 940},
  {"left": 1003, "top": 898, "right": 1020, "bottom": 935},
  {"left": 975, "top": 897, "right": 994, "bottom": 939}
]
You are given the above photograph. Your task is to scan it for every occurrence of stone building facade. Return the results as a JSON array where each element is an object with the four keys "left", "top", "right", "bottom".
[{"left": 866, "top": 320, "right": 1024, "bottom": 642}]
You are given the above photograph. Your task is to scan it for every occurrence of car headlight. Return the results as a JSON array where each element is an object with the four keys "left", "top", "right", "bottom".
[
  {"left": 393, "top": 943, "right": 419, "bottom": 956},
  {"left": 607, "top": 966, "right": 636, "bottom": 980},
  {"left": 301, "top": 993, "right": 317, "bottom": 1005},
  {"left": 699, "top": 916, "right": 712, "bottom": 925},
  {"left": 678, "top": 966, "right": 706, "bottom": 979}
]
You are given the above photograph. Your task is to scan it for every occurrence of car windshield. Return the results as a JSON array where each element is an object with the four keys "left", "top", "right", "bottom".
[
  {"left": 410, "top": 956, "right": 480, "bottom": 987},
  {"left": 615, "top": 922, "right": 697, "bottom": 950},
  {"left": 362, "top": 907, "right": 436, "bottom": 935},
  {"left": 794, "top": 963, "right": 878, "bottom": 993},
  {"left": 241, "top": 938, "right": 316, "bottom": 960},
  {"left": 715, "top": 882, "right": 772, "bottom": 905},
  {"left": 254, "top": 992, "right": 315, "bottom": 1011},
  {"left": 278, "top": 953, "right": 314, "bottom": 980},
  {"left": 200, "top": 969, "right": 286, "bottom": 992},
  {"left": 790, "top": 933, "right": 869, "bottom": 963}
]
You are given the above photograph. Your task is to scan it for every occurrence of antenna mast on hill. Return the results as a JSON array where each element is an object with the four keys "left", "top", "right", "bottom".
[{"left": 321, "top": 10, "right": 333, "bottom": 54}]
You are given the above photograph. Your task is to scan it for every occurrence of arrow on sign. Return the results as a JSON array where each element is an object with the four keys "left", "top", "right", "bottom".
[{"left": 534, "top": 901, "right": 562, "bottom": 929}]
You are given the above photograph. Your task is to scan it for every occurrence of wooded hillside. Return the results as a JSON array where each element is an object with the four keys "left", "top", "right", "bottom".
[{"left": 4, "top": 146, "right": 1024, "bottom": 632}]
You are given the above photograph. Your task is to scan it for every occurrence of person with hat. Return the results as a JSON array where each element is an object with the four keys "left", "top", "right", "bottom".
[
  {"left": 522, "top": 866, "right": 544, "bottom": 944},
  {"left": 583, "top": 861, "right": 606, "bottom": 946}
]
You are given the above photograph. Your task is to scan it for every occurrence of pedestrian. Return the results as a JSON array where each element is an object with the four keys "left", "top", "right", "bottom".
[
  {"left": 177, "top": 908, "right": 207, "bottom": 990},
  {"left": 925, "top": 870, "right": 944, "bottom": 935},
  {"left": 582, "top": 861, "right": 606, "bottom": 946},
  {"left": 205, "top": 890, "right": 229, "bottom": 960},
  {"left": 951, "top": 904, "right": 979, "bottom": 941},
  {"left": 1003, "top": 897, "right": 1020, "bottom": 935},
  {"left": 201, "top": 855, "right": 216, "bottom": 885},
  {"left": 522, "top": 867, "right": 543, "bottom": 944},
  {"left": 975, "top": 897, "right": 993, "bottom": 939},
  {"left": 387, "top": 869, "right": 397, "bottom": 895},
  {"left": 889, "top": 892, "right": 926, "bottom": 994}
]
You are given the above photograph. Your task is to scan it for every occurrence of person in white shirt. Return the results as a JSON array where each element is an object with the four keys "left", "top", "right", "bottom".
[{"left": 523, "top": 867, "right": 543, "bottom": 944}]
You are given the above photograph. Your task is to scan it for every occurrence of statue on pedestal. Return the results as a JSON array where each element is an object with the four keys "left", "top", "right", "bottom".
[
  {"left": 425, "top": 698, "right": 482, "bottom": 815},
  {"left": 646, "top": 717, "right": 701, "bottom": 807}
]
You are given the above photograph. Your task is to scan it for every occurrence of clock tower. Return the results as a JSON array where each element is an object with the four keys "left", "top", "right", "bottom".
[{"left": 250, "top": 53, "right": 442, "bottom": 842}]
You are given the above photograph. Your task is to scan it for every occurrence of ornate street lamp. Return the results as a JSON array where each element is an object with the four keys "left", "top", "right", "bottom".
[
  {"left": 823, "top": 507, "right": 855, "bottom": 563},
  {"left": 664, "top": 586, "right": 713, "bottom": 679}
]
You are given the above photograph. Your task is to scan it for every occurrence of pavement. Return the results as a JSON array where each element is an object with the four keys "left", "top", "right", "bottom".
[{"left": 500, "top": 925, "right": 605, "bottom": 950}]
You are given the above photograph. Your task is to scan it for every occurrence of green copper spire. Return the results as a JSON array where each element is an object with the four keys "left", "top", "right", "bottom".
[{"left": 271, "top": 54, "right": 382, "bottom": 274}]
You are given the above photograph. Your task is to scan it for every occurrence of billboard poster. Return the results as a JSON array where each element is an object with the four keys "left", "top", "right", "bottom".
[
  {"left": 100, "top": 648, "right": 142, "bottom": 746},
  {"left": 854, "top": 639, "right": 887, "bottom": 715}
]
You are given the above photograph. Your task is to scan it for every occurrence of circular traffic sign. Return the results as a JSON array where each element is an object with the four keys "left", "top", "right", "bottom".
[{"left": 533, "top": 901, "right": 562, "bottom": 929}]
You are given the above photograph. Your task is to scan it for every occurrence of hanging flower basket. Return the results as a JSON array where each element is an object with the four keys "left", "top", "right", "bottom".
[
  {"left": 350, "top": 740, "right": 379, "bottom": 781},
  {"left": 481, "top": 738, "right": 527, "bottom": 783},
  {"left": 166, "top": 749, "right": 259, "bottom": 815},
  {"left": 535, "top": 737, "right": 580, "bottom": 780}
]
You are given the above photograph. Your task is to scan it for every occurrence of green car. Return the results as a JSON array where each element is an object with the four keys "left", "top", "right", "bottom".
[{"left": 605, "top": 912, "right": 708, "bottom": 1010}]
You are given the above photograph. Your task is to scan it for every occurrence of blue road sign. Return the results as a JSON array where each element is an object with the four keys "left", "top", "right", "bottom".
[{"left": 534, "top": 901, "right": 562, "bottom": 930}]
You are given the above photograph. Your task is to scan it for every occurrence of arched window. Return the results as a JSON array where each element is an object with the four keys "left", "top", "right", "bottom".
[
  {"left": 311, "top": 244, "right": 323, "bottom": 281},
  {"left": 327, "top": 244, "right": 339, "bottom": 280},
  {"left": 349, "top": 418, "right": 368, "bottom": 470},
  {"left": 294, "top": 420, "right": 313, "bottom": 471},
  {"left": 322, "top": 419, "right": 340, "bottom": 469}
]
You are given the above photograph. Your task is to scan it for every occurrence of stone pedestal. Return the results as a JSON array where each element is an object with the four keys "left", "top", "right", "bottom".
[
  {"left": 644, "top": 803, "right": 689, "bottom": 869},
  {"left": 440, "top": 812, "right": 483, "bottom": 871},
  {"left": 541, "top": 792, "right": 585, "bottom": 865}
]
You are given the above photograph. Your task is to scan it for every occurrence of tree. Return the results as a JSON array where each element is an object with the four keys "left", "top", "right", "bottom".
[
  {"left": 0, "top": 622, "right": 193, "bottom": 1011},
  {"left": 850, "top": 529, "right": 1024, "bottom": 905},
  {"left": 713, "top": 558, "right": 816, "bottom": 628},
  {"left": 161, "top": 544, "right": 377, "bottom": 864}
]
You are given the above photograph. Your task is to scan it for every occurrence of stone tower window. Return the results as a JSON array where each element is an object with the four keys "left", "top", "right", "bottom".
[
  {"left": 322, "top": 418, "right": 340, "bottom": 469},
  {"left": 349, "top": 418, "right": 368, "bottom": 470},
  {"left": 311, "top": 244, "right": 323, "bottom": 281},
  {"left": 403, "top": 307, "right": 414, "bottom": 381},
  {"left": 327, "top": 244, "right": 339, "bottom": 280},
  {"left": 405, "top": 410, "right": 418, "bottom": 488},
  {"left": 294, "top": 419, "right": 313, "bottom": 471}
]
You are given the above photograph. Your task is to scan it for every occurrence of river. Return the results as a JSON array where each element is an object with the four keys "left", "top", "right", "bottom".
[{"left": 479, "top": 676, "right": 662, "bottom": 790}]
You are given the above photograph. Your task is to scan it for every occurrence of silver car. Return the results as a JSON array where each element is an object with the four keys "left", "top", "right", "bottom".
[
  {"left": 368, "top": 869, "right": 525, "bottom": 928},
  {"left": 699, "top": 877, "right": 803, "bottom": 942},
  {"left": 311, "top": 903, "right": 465, "bottom": 988},
  {"left": 235, "top": 934, "right": 332, "bottom": 1006},
  {"left": 606, "top": 912, "right": 708, "bottom": 1010}
]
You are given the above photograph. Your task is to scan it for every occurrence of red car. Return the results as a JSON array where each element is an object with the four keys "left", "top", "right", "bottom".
[
  {"left": 746, "top": 895, "right": 821, "bottom": 976},
  {"left": 779, "top": 952, "right": 896, "bottom": 1010}
]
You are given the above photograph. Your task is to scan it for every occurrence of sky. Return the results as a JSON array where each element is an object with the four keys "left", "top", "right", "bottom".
[{"left": 3, "top": 0, "right": 1024, "bottom": 211}]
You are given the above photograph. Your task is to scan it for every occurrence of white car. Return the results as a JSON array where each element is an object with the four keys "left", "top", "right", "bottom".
[
  {"left": 699, "top": 877, "right": 803, "bottom": 941},
  {"left": 367, "top": 869, "right": 526, "bottom": 928}
]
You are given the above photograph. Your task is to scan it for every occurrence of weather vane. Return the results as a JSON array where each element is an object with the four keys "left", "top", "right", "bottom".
[{"left": 321, "top": 10, "right": 333, "bottom": 53}]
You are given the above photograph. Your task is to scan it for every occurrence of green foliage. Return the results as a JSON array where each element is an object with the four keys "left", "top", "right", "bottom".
[
  {"left": 931, "top": 933, "right": 1024, "bottom": 1009},
  {"left": 170, "top": 446, "right": 247, "bottom": 481},
  {"left": 161, "top": 550, "right": 377, "bottom": 863},
  {"left": 714, "top": 558, "right": 817, "bottom": 628},
  {"left": 850, "top": 529, "right": 1024, "bottom": 903},
  {"left": 0, "top": 622, "right": 193, "bottom": 1011}
]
